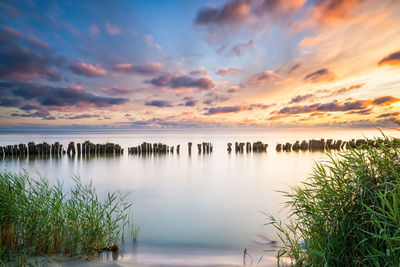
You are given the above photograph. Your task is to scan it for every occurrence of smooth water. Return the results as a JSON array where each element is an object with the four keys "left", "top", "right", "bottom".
[{"left": 1, "top": 129, "right": 398, "bottom": 266}]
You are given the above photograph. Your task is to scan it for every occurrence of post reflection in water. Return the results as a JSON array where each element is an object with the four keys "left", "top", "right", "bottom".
[{"left": 0, "top": 129, "right": 399, "bottom": 265}]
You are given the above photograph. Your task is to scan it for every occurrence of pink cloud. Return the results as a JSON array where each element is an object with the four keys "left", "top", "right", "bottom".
[
  {"left": 105, "top": 22, "right": 121, "bottom": 35},
  {"left": 69, "top": 62, "right": 107, "bottom": 77}
]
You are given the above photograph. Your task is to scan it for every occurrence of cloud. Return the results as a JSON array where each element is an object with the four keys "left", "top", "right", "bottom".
[
  {"left": 324, "top": 83, "right": 364, "bottom": 97},
  {"left": 304, "top": 68, "right": 335, "bottom": 82},
  {"left": 100, "top": 87, "right": 135, "bottom": 95},
  {"left": 112, "top": 62, "right": 163, "bottom": 75},
  {"left": 105, "top": 22, "right": 121, "bottom": 35},
  {"left": 347, "top": 108, "right": 373, "bottom": 115},
  {"left": 11, "top": 111, "right": 55, "bottom": 120},
  {"left": 144, "top": 34, "right": 162, "bottom": 50},
  {"left": 377, "top": 112, "right": 399, "bottom": 118},
  {"left": 277, "top": 96, "right": 400, "bottom": 115},
  {"left": 228, "top": 39, "right": 254, "bottom": 56},
  {"left": 247, "top": 70, "right": 280, "bottom": 85},
  {"left": 287, "top": 63, "right": 302, "bottom": 74},
  {"left": 195, "top": 0, "right": 252, "bottom": 26},
  {"left": 0, "top": 25, "right": 63, "bottom": 81},
  {"left": 203, "top": 90, "right": 230, "bottom": 105},
  {"left": 145, "top": 100, "right": 173, "bottom": 107},
  {"left": 205, "top": 103, "right": 272, "bottom": 115},
  {"left": 184, "top": 99, "right": 198, "bottom": 106},
  {"left": 2, "top": 81, "right": 128, "bottom": 112},
  {"left": 278, "top": 103, "right": 320, "bottom": 114},
  {"left": 378, "top": 50, "right": 400, "bottom": 66},
  {"left": 372, "top": 96, "right": 400, "bottom": 105},
  {"left": 289, "top": 94, "right": 314, "bottom": 103},
  {"left": 147, "top": 74, "right": 214, "bottom": 90},
  {"left": 90, "top": 25, "right": 99, "bottom": 35},
  {"left": 228, "top": 85, "right": 240, "bottom": 93},
  {"left": 216, "top": 67, "right": 241, "bottom": 75},
  {"left": 312, "top": 0, "right": 366, "bottom": 25},
  {"left": 67, "top": 114, "right": 101, "bottom": 119},
  {"left": 0, "top": 97, "right": 21, "bottom": 107},
  {"left": 69, "top": 62, "right": 107, "bottom": 77},
  {"left": 287, "top": 84, "right": 364, "bottom": 105},
  {"left": 189, "top": 67, "right": 207, "bottom": 75},
  {"left": 195, "top": 0, "right": 305, "bottom": 27}
]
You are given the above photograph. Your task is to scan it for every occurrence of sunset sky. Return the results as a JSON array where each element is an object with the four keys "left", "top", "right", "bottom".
[{"left": 0, "top": 0, "right": 399, "bottom": 129}]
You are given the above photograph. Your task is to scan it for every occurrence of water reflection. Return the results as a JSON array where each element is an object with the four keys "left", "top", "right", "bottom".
[{"left": 0, "top": 129, "right": 399, "bottom": 265}]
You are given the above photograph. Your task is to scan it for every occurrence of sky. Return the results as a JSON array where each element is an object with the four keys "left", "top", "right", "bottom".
[{"left": 0, "top": 0, "right": 399, "bottom": 130}]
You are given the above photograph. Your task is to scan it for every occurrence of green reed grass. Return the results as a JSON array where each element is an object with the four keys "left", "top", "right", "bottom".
[
  {"left": 268, "top": 136, "right": 400, "bottom": 266},
  {"left": 0, "top": 172, "right": 131, "bottom": 263}
]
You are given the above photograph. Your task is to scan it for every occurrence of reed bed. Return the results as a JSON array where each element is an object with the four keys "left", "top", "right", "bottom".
[
  {"left": 269, "top": 136, "right": 400, "bottom": 266},
  {"left": 0, "top": 172, "right": 131, "bottom": 263}
]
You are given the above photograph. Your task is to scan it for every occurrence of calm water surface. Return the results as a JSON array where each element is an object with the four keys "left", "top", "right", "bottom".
[{"left": 1, "top": 129, "right": 398, "bottom": 265}]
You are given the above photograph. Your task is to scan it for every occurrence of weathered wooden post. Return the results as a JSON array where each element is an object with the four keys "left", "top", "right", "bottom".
[
  {"left": 227, "top": 143, "right": 232, "bottom": 152},
  {"left": 177, "top": 144, "right": 180, "bottom": 153},
  {"left": 246, "top": 142, "right": 251, "bottom": 153},
  {"left": 188, "top": 142, "right": 192, "bottom": 154},
  {"left": 239, "top": 142, "right": 244, "bottom": 153},
  {"left": 197, "top": 144, "right": 201, "bottom": 153},
  {"left": 300, "top": 140, "right": 308, "bottom": 151}
]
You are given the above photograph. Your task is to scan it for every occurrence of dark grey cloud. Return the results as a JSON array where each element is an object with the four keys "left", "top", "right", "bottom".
[
  {"left": 317, "top": 100, "right": 368, "bottom": 112},
  {"left": 304, "top": 68, "right": 335, "bottom": 82},
  {"left": 289, "top": 94, "right": 314, "bottom": 103},
  {"left": 11, "top": 108, "right": 55, "bottom": 120},
  {"left": 0, "top": 97, "right": 21, "bottom": 107},
  {"left": 184, "top": 100, "right": 197, "bottom": 107},
  {"left": 100, "top": 87, "right": 135, "bottom": 95},
  {"left": 147, "top": 74, "right": 214, "bottom": 90},
  {"left": 247, "top": 70, "right": 279, "bottom": 85},
  {"left": 377, "top": 112, "right": 400, "bottom": 118},
  {"left": 287, "top": 63, "right": 302, "bottom": 74},
  {"left": 112, "top": 62, "right": 163, "bottom": 75},
  {"left": 347, "top": 109, "right": 373, "bottom": 115},
  {"left": 373, "top": 96, "right": 399, "bottom": 105},
  {"left": 195, "top": 0, "right": 252, "bottom": 26},
  {"left": 145, "top": 100, "right": 173, "bottom": 107},
  {"left": 203, "top": 90, "right": 230, "bottom": 105},
  {"left": 205, "top": 103, "right": 272, "bottom": 115},
  {"left": 67, "top": 114, "right": 101, "bottom": 119},
  {"left": 10, "top": 83, "right": 128, "bottom": 107},
  {"left": 195, "top": 0, "right": 304, "bottom": 26},
  {"left": 277, "top": 96, "right": 400, "bottom": 115},
  {"left": 0, "top": 81, "right": 129, "bottom": 121},
  {"left": 0, "top": 25, "right": 64, "bottom": 82},
  {"left": 378, "top": 50, "right": 400, "bottom": 66}
]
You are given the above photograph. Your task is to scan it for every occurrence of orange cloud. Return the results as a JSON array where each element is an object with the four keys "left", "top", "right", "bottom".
[
  {"left": 378, "top": 50, "right": 400, "bottom": 66},
  {"left": 312, "top": 0, "right": 366, "bottom": 25}
]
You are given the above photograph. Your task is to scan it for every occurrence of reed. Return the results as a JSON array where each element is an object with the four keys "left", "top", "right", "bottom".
[
  {"left": 0, "top": 171, "right": 132, "bottom": 263},
  {"left": 268, "top": 136, "right": 400, "bottom": 266}
]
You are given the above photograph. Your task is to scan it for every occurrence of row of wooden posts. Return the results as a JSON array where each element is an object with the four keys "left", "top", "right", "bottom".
[
  {"left": 275, "top": 138, "right": 390, "bottom": 152},
  {"left": 0, "top": 142, "right": 63, "bottom": 157},
  {"left": 128, "top": 142, "right": 213, "bottom": 155},
  {"left": 227, "top": 141, "right": 268, "bottom": 153},
  {"left": 67, "top": 141, "right": 123, "bottom": 155},
  {"left": 0, "top": 141, "right": 123, "bottom": 157},
  {"left": 2, "top": 138, "right": 397, "bottom": 157},
  {"left": 128, "top": 142, "right": 180, "bottom": 154}
]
